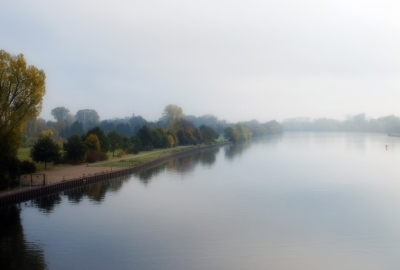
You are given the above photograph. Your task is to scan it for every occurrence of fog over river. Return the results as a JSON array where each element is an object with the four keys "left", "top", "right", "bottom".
[{"left": 2, "top": 132, "right": 400, "bottom": 270}]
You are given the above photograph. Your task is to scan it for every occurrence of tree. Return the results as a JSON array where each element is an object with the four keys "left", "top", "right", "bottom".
[
  {"left": 51, "top": 107, "right": 70, "bottom": 122},
  {"left": 86, "top": 126, "right": 110, "bottom": 152},
  {"left": 137, "top": 125, "right": 154, "bottom": 149},
  {"left": 199, "top": 125, "right": 219, "bottom": 143},
  {"left": 63, "top": 135, "right": 87, "bottom": 163},
  {"left": 85, "top": 134, "right": 100, "bottom": 152},
  {"left": 0, "top": 50, "right": 46, "bottom": 188},
  {"left": 107, "top": 131, "right": 123, "bottom": 157},
  {"left": 130, "top": 136, "right": 142, "bottom": 148},
  {"left": 30, "top": 135, "right": 61, "bottom": 169},
  {"left": 224, "top": 126, "right": 240, "bottom": 143},
  {"left": 116, "top": 123, "right": 132, "bottom": 137},
  {"left": 162, "top": 104, "right": 184, "bottom": 127},
  {"left": 68, "top": 121, "right": 84, "bottom": 136},
  {"left": 75, "top": 109, "right": 100, "bottom": 130}
]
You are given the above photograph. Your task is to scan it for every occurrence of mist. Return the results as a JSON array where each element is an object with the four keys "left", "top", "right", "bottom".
[{"left": 1, "top": 0, "right": 400, "bottom": 123}]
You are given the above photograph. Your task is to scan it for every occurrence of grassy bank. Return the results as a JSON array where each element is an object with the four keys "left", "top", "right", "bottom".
[{"left": 94, "top": 146, "right": 193, "bottom": 168}]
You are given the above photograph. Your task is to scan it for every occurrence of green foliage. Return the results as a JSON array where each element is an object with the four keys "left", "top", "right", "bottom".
[
  {"left": 130, "top": 135, "right": 142, "bottom": 149},
  {"left": 30, "top": 135, "right": 61, "bottom": 169},
  {"left": 20, "top": 160, "right": 37, "bottom": 174},
  {"left": 63, "top": 135, "right": 87, "bottom": 163},
  {"left": 126, "top": 146, "right": 140, "bottom": 154},
  {"left": 224, "top": 126, "right": 240, "bottom": 143},
  {"left": 86, "top": 126, "right": 110, "bottom": 152},
  {"left": 0, "top": 151, "right": 20, "bottom": 189},
  {"left": 177, "top": 129, "right": 196, "bottom": 145},
  {"left": 199, "top": 125, "right": 219, "bottom": 143},
  {"left": 137, "top": 125, "right": 154, "bottom": 149},
  {"left": 107, "top": 131, "right": 123, "bottom": 157},
  {"left": 68, "top": 121, "right": 84, "bottom": 136},
  {"left": 236, "top": 124, "right": 252, "bottom": 141},
  {"left": 122, "top": 136, "right": 132, "bottom": 150},
  {"left": 152, "top": 128, "right": 170, "bottom": 148},
  {"left": 51, "top": 107, "right": 70, "bottom": 122},
  {"left": 75, "top": 109, "right": 100, "bottom": 131}
]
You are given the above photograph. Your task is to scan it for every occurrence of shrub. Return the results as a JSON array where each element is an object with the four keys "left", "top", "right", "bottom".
[
  {"left": 20, "top": 160, "right": 37, "bottom": 174},
  {"left": 116, "top": 150, "right": 126, "bottom": 157},
  {"left": 86, "top": 151, "right": 109, "bottom": 163},
  {"left": 144, "top": 145, "right": 154, "bottom": 151},
  {"left": 126, "top": 147, "right": 139, "bottom": 154}
]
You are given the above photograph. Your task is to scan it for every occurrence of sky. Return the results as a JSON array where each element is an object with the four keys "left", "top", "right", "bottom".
[{"left": 1, "top": 0, "right": 400, "bottom": 123}]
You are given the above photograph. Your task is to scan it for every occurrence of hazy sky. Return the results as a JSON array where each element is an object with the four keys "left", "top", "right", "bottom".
[{"left": 2, "top": 1, "right": 400, "bottom": 122}]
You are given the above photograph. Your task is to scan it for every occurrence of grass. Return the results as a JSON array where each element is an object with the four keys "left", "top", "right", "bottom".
[
  {"left": 17, "top": 147, "right": 71, "bottom": 172},
  {"left": 94, "top": 147, "right": 193, "bottom": 168},
  {"left": 18, "top": 148, "right": 32, "bottom": 161},
  {"left": 17, "top": 144, "right": 216, "bottom": 172}
]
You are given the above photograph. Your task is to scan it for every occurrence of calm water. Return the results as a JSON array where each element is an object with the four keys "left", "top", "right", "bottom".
[{"left": 2, "top": 132, "right": 400, "bottom": 270}]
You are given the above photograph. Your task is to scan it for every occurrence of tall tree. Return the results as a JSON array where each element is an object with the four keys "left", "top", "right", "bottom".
[
  {"left": 68, "top": 121, "right": 84, "bottom": 136},
  {"left": 51, "top": 107, "right": 70, "bottom": 122},
  {"left": 162, "top": 104, "right": 184, "bottom": 127},
  {"left": 85, "top": 134, "right": 101, "bottom": 152},
  {"left": 0, "top": 50, "right": 46, "bottom": 188},
  {"left": 107, "top": 131, "right": 123, "bottom": 157},
  {"left": 30, "top": 135, "right": 61, "bottom": 169},
  {"left": 86, "top": 127, "right": 110, "bottom": 152},
  {"left": 137, "top": 125, "right": 154, "bottom": 149},
  {"left": 199, "top": 125, "right": 219, "bottom": 143},
  {"left": 75, "top": 109, "right": 100, "bottom": 130},
  {"left": 63, "top": 135, "right": 87, "bottom": 163}
]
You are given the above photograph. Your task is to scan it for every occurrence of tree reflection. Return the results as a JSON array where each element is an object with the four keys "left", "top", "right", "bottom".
[
  {"left": 33, "top": 194, "right": 62, "bottom": 214},
  {"left": 66, "top": 176, "right": 130, "bottom": 204},
  {"left": 224, "top": 142, "right": 251, "bottom": 160},
  {"left": 0, "top": 206, "right": 47, "bottom": 269},
  {"left": 135, "top": 148, "right": 220, "bottom": 184}
]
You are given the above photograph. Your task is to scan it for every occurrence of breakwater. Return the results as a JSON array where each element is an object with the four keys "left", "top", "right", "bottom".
[{"left": 0, "top": 142, "right": 231, "bottom": 208}]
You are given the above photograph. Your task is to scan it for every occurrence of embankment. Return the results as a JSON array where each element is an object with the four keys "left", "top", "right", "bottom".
[{"left": 0, "top": 142, "right": 232, "bottom": 208}]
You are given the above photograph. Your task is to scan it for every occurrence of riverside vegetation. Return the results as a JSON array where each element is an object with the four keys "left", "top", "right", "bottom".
[{"left": 0, "top": 49, "right": 284, "bottom": 190}]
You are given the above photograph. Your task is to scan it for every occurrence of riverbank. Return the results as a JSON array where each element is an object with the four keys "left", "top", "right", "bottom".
[{"left": 0, "top": 142, "right": 232, "bottom": 207}]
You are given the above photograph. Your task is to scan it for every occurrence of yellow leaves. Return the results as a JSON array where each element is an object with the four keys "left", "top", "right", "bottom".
[
  {"left": 163, "top": 104, "right": 184, "bottom": 127},
  {"left": 85, "top": 134, "right": 101, "bottom": 152},
  {"left": 0, "top": 50, "right": 46, "bottom": 154},
  {"left": 0, "top": 50, "right": 46, "bottom": 138},
  {"left": 168, "top": 134, "right": 175, "bottom": 148},
  {"left": 41, "top": 129, "right": 54, "bottom": 138}
]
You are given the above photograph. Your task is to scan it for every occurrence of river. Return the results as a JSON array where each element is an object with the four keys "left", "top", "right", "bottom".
[{"left": 2, "top": 132, "right": 400, "bottom": 269}]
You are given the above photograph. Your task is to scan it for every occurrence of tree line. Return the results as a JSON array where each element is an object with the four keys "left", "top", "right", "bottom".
[
  {"left": 282, "top": 114, "right": 400, "bottom": 133},
  {"left": 0, "top": 49, "right": 283, "bottom": 190},
  {"left": 28, "top": 105, "right": 221, "bottom": 171}
]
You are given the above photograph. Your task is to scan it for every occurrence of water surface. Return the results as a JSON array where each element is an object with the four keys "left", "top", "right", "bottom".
[{"left": 2, "top": 132, "right": 400, "bottom": 269}]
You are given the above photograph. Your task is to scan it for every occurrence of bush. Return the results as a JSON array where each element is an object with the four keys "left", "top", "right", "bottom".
[
  {"left": 126, "top": 147, "right": 139, "bottom": 154},
  {"left": 86, "top": 151, "right": 109, "bottom": 163},
  {"left": 116, "top": 150, "right": 126, "bottom": 157},
  {"left": 144, "top": 145, "right": 154, "bottom": 151},
  {"left": 20, "top": 160, "right": 37, "bottom": 174}
]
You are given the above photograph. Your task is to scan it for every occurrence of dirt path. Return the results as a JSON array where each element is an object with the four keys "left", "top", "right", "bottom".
[{"left": 42, "top": 148, "right": 178, "bottom": 181}]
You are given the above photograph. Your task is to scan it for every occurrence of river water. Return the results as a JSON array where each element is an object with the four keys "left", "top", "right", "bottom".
[{"left": 2, "top": 132, "right": 400, "bottom": 270}]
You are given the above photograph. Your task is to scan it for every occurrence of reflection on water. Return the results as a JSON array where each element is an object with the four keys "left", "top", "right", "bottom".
[
  {"left": 3, "top": 134, "right": 400, "bottom": 269},
  {"left": 0, "top": 206, "right": 47, "bottom": 269},
  {"left": 136, "top": 148, "right": 221, "bottom": 184},
  {"left": 224, "top": 141, "right": 251, "bottom": 160}
]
